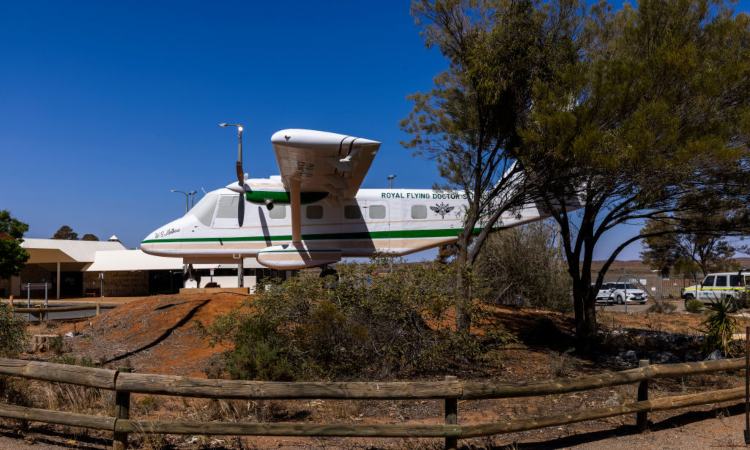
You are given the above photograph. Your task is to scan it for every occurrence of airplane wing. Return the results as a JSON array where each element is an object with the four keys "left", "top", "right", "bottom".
[{"left": 270, "top": 129, "right": 380, "bottom": 198}]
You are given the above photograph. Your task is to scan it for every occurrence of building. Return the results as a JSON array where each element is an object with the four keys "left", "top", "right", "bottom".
[{"left": 0, "top": 238, "right": 281, "bottom": 299}]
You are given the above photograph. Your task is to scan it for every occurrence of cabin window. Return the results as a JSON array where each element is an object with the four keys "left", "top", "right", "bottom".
[
  {"left": 306, "top": 205, "right": 324, "bottom": 220},
  {"left": 369, "top": 205, "right": 386, "bottom": 219},
  {"left": 411, "top": 205, "right": 427, "bottom": 219},
  {"left": 730, "top": 275, "right": 743, "bottom": 287},
  {"left": 703, "top": 275, "right": 715, "bottom": 287},
  {"left": 715, "top": 275, "right": 727, "bottom": 287},
  {"left": 344, "top": 205, "right": 362, "bottom": 219},
  {"left": 269, "top": 205, "right": 286, "bottom": 220},
  {"left": 216, "top": 196, "right": 239, "bottom": 219}
]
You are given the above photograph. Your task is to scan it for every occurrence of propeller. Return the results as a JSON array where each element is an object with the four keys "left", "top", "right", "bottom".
[{"left": 220, "top": 122, "right": 247, "bottom": 227}]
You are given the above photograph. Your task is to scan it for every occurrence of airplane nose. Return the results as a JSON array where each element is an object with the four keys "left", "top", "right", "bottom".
[
  {"left": 141, "top": 219, "right": 185, "bottom": 255},
  {"left": 141, "top": 231, "right": 158, "bottom": 254}
]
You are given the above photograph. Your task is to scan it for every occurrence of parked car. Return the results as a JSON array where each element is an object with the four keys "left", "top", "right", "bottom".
[
  {"left": 681, "top": 271, "right": 749, "bottom": 303},
  {"left": 608, "top": 282, "right": 648, "bottom": 304},
  {"left": 595, "top": 282, "right": 616, "bottom": 305}
]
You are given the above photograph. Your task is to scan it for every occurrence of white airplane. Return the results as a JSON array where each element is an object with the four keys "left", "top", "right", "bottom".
[{"left": 141, "top": 128, "right": 551, "bottom": 272}]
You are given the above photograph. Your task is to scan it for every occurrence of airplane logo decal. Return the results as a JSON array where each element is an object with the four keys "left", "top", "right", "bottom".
[{"left": 430, "top": 202, "right": 455, "bottom": 219}]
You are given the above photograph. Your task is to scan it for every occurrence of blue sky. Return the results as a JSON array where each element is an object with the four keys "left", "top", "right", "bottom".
[{"left": 1, "top": 1, "right": 748, "bottom": 261}]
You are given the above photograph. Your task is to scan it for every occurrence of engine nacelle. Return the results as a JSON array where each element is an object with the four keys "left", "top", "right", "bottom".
[{"left": 257, "top": 243, "right": 341, "bottom": 270}]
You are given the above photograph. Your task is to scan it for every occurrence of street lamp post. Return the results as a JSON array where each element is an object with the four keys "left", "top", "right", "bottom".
[
  {"left": 219, "top": 122, "right": 244, "bottom": 183},
  {"left": 220, "top": 122, "right": 246, "bottom": 288},
  {"left": 387, "top": 174, "right": 396, "bottom": 190},
  {"left": 170, "top": 189, "right": 197, "bottom": 213}
]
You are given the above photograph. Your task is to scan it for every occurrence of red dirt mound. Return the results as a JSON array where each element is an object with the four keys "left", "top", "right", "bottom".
[{"left": 61, "top": 292, "right": 246, "bottom": 377}]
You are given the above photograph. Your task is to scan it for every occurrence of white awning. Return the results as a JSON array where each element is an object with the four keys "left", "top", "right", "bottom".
[
  {"left": 86, "top": 250, "right": 184, "bottom": 272},
  {"left": 22, "top": 238, "right": 126, "bottom": 264}
]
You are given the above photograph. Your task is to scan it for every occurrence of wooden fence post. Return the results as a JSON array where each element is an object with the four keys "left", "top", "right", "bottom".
[
  {"left": 113, "top": 368, "right": 132, "bottom": 450},
  {"left": 444, "top": 375, "right": 458, "bottom": 450},
  {"left": 637, "top": 359, "right": 649, "bottom": 431}
]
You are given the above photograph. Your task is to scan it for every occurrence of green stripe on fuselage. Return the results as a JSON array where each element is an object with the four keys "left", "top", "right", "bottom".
[
  {"left": 245, "top": 190, "right": 328, "bottom": 205},
  {"left": 141, "top": 227, "right": 480, "bottom": 244}
]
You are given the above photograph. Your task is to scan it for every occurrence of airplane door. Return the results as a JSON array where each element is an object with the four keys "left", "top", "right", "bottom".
[{"left": 362, "top": 200, "right": 390, "bottom": 254}]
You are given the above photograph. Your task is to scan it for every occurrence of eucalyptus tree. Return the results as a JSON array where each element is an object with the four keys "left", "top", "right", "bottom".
[
  {"left": 520, "top": 0, "right": 750, "bottom": 344},
  {"left": 403, "top": 0, "right": 580, "bottom": 332},
  {"left": 641, "top": 214, "right": 737, "bottom": 280}
]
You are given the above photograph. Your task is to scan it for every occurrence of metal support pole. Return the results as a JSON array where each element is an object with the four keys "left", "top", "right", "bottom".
[
  {"left": 26, "top": 283, "right": 31, "bottom": 322},
  {"left": 444, "top": 375, "right": 458, "bottom": 450},
  {"left": 237, "top": 257, "right": 244, "bottom": 288},
  {"left": 44, "top": 283, "right": 48, "bottom": 323},
  {"left": 56, "top": 261, "right": 60, "bottom": 300},
  {"left": 637, "top": 359, "right": 650, "bottom": 431}
]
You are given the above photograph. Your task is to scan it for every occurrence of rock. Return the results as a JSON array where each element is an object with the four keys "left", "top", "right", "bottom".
[
  {"left": 705, "top": 349, "right": 723, "bottom": 360},
  {"left": 622, "top": 350, "right": 638, "bottom": 362}
]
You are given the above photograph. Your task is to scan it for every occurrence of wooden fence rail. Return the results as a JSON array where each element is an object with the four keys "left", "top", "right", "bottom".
[{"left": 0, "top": 357, "right": 745, "bottom": 449}]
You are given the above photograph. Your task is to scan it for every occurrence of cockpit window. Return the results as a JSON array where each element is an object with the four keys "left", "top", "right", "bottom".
[
  {"left": 189, "top": 193, "right": 218, "bottom": 226},
  {"left": 216, "top": 196, "right": 239, "bottom": 219}
]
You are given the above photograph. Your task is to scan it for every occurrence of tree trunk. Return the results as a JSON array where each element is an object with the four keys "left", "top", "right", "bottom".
[
  {"left": 455, "top": 235, "right": 472, "bottom": 335},
  {"left": 571, "top": 279, "right": 597, "bottom": 352}
]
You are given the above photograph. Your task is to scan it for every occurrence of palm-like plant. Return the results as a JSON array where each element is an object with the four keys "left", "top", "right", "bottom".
[{"left": 701, "top": 297, "right": 738, "bottom": 357}]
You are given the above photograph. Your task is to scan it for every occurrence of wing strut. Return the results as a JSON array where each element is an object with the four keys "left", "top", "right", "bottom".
[{"left": 289, "top": 177, "right": 302, "bottom": 243}]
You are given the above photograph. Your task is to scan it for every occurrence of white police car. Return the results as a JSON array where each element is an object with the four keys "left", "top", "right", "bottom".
[{"left": 682, "top": 271, "right": 749, "bottom": 303}]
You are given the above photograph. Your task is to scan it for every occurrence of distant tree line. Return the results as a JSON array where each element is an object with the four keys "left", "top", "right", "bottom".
[{"left": 51, "top": 225, "right": 98, "bottom": 241}]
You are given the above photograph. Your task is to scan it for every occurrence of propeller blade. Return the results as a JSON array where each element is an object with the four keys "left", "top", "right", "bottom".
[
  {"left": 238, "top": 192, "right": 245, "bottom": 227},
  {"left": 236, "top": 161, "right": 244, "bottom": 186}
]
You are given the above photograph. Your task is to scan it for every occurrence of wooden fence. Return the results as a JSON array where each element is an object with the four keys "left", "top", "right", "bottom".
[{"left": 0, "top": 357, "right": 746, "bottom": 449}]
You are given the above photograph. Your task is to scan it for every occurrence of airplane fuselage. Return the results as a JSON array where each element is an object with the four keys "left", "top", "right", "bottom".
[{"left": 141, "top": 179, "right": 542, "bottom": 265}]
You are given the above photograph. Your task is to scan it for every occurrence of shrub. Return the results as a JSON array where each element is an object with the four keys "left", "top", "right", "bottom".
[
  {"left": 207, "top": 261, "right": 480, "bottom": 380},
  {"left": 0, "top": 304, "right": 26, "bottom": 356},
  {"left": 701, "top": 298, "right": 738, "bottom": 357},
  {"left": 475, "top": 222, "right": 572, "bottom": 311},
  {"left": 685, "top": 299, "right": 704, "bottom": 313},
  {"left": 647, "top": 301, "right": 676, "bottom": 314}
]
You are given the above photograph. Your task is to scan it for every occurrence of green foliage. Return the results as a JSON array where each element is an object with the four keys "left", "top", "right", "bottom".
[
  {"left": 0, "top": 210, "right": 29, "bottom": 280},
  {"left": 0, "top": 305, "right": 27, "bottom": 357},
  {"left": 516, "top": 0, "right": 750, "bottom": 343},
  {"left": 0, "top": 210, "right": 28, "bottom": 239},
  {"left": 685, "top": 299, "right": 704, "bottom": 313},
  {"left": 701, "top": 298, "right": 738, "bottom": 356},
  {"left": 81, "top": 234, "right": 99, "bottom": 241},
  {"left": 52, "top": 225, "right": 78, "bottom": 240},
  {"left": 403, "top": 0, "right": 574, "bottom": 332},
  {"left": 641, "top": 215, "right": 737, "bottom": 279},
  {"left": 207, "top": 262, "right": 481, "bottom": 380},
  {"left": 475, "top": 222, "right": 572, "bottom": 311}
]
